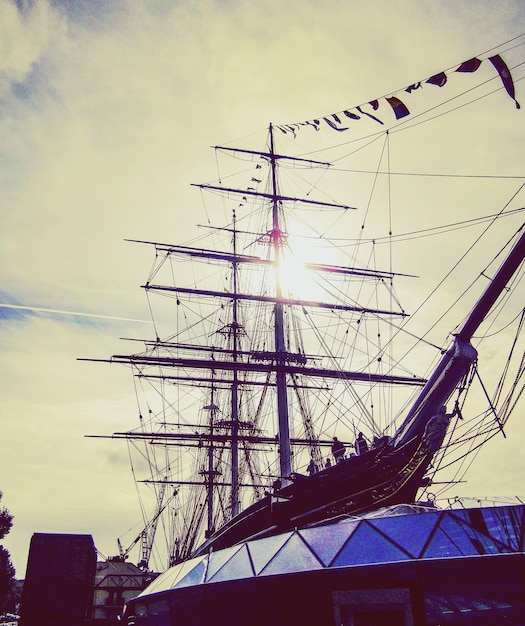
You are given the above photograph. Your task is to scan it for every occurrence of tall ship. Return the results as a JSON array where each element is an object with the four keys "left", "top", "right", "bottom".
[{"left": 85, "top": 53, "right": 524, "bottom": 575}]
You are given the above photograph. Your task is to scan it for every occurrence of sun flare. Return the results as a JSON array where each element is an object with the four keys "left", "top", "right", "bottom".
[
  {"left": 277, "top": 254, "right": 307, "bottom": 294},
  {"left": 274, "top": 236, "right": 325, "bottom": 301}
]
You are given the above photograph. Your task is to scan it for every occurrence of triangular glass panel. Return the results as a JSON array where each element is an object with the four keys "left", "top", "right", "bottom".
[
  {"left": 369, "top": 510, "right": 440, "bottom": 558},
  {"left": 332, "top": 522, "right": 411, "bottom": 566},
  {"left": 168, "top": 557, "right": 205, "bottom": 588},
  {"left": 247, "top": 532, "right": 292, "bottom": 574},
  {"left": 299, "top": 520, "right": 359, "bottom": 566},
  {"left": 138, "top": 564, "right": 181, "bottom": 596},
  {"left": 480, "top": 505, "right": 523, "bottom": 551},
  {"left": 205, "top": 544, "right": 246, "bottom": 581},
  {"left": 454, "top": 516, "right": 509, "bottom": 556},
  {"left": 448, "top": 508, "right": 470, "bottom": 524},
  {"left": 422, "top": 516, "right": 475, "bottom": 558},
  {"left": 173, "top": 558, "right": 207, "bottom": 589},
  {"left": 206, "top": 544, "right": 255, "bottom": 583},
  {"left": 259, "top": 533, "right": 322, "bottom": 576}
]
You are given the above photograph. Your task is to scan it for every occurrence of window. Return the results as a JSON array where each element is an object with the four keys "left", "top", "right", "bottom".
[{"left": 333, "top": 589, "right": 414, "bottom": 626}]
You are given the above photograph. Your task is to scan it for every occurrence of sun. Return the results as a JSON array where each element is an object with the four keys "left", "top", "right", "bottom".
[
  {"left": 275, "top": 235, "right": 327, "bottom": 301},
  {"left": 271, "top": 232, "right": 328, "bottom": 301},
  {"left": 276, "top": 253, "right": 307, "bottom": 295}
]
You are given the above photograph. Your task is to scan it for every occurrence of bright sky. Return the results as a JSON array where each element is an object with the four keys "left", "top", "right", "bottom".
[{"left": 1, "top": 0, "right": 524, "bottom": 576}]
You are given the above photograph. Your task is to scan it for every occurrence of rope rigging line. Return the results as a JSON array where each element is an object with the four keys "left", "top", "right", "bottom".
[
  {"left": 386, "top": 193, "right": 525, "bottom": 357},
  {"left": 329, "top": 168, "right": 525, "bottom": 180},
  {"left": 490, "top": 310, "right": 525, "bottom": 421},
  {"left": 425, "top": 311, "right": 525, "bottom": 498},
  {"left": 299, "top": 306, "right": 381, "bottom": 435}
]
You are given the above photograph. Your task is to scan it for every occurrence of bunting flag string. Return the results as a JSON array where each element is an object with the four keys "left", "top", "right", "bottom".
[{"left": 277, "top": 54, "right": 520, "bottom": 136}]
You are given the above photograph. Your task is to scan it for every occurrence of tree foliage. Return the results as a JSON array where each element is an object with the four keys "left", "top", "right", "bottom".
[
  {"left": 0, "top": 546, "right": 16, "bottom": 615},
  {"left": 0, "top": 491, "right": 15, "bottom": 615},
  {"left": 0, "top": 498, "right": 13, "bottom": 542}
]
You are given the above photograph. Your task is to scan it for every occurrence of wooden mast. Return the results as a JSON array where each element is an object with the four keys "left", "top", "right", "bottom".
[
  {"left": 230, "top": 208, "right": 240, "bottom": 516},
  {"left": 269, "top": 123, "right": 292, "bottom": 481}
]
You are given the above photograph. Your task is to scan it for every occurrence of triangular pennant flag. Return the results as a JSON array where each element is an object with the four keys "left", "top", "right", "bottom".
[
  {"left": 405, "top": 82, "right": 422, "bottom": 93},
  {"left": 456, "top": 57, "right": 482, "bottom": 73},
  {"left": 323, "top": 116, "right": 348, "bottom": 131},
  {"left": 426, "top": 72, "right": 447, "bottom": 87},
  {"left": 298, "top": 120, "right": 320, "bottom": 131},
  {"left": 279, "top": 53, "right": 518, "bottom": 135},
  {"left": 331, "top": 113, "right": 349, "bottom": 130},
  {"left": 385, "top": 96, "right": 410, "bottom": 120},
  {"left": 489, "top": 54, "right": 521, "bottom": 109},
  {"left": 356, "top": 105, "right": 384, "bottom": 125}
]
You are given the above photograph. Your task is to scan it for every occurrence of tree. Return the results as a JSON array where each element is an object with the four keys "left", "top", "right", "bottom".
[{"left": 0, "top": 491, "right": 16, "bottom": 615}]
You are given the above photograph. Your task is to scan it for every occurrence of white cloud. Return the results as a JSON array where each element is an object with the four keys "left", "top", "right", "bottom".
[
  {"left": 0, "top": 1, "right": 62, "bottom": 90},
  {"left": 1, "top": 0, "right": 524, "bottom": 576}
]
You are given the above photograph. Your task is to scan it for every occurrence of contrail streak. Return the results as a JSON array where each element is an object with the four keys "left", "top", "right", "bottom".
[{"left": 0, "top": 303, "right": 153, "bottom": 324}]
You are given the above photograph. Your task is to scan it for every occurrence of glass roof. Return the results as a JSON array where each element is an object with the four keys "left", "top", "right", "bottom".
[{"left": 139, "top": 503, "right": 525, "bottom": 598}]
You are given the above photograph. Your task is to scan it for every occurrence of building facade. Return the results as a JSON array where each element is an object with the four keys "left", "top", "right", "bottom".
[{"left": 91, "top": 560, "right": 153, "bottom": 625}]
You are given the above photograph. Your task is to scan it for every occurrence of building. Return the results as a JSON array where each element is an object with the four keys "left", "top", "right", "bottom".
[
  {"left": 18, "top": 532, "right": 157, "bottom": 625},
  {"left": 19, "top": 533, "right": 96, "bottom": 626},
  {"left": 91, "top": 560, "right": 154, "bottom": 624},
  {"left": 122, "top": 502, "right": 525, "bottom": 626}
]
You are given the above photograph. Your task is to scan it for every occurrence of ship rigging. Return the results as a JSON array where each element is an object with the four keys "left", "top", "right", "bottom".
[{"left": 84, "top": 120, "right": 524, "bottom": 569}]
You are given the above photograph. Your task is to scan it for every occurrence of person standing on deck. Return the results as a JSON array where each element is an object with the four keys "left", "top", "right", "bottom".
[
  {"left": 331, "top": 437, "right": 345, "bottom": 463},
  {"left": 307, "top": 459, "right": 318, "bottom": 475},
  {"left": 355, "top": 432, "right": 369, "bottom": 455}
]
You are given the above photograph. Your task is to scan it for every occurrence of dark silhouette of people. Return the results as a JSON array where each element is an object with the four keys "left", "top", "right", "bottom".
[
  {"left": 325, "top": 457, "right": 332, "bottom": 469},
  {"left": 307, "top": 459, "right": 318, "bottom": 475},
  {"left": 331, "top": 436, "right": 345, "bottom": 463},
  {"left": 355, "top": 432, "right": 369, "bottom": 455}
]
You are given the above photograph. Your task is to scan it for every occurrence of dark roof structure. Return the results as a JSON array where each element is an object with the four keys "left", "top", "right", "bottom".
[
  {"left": 124, "top": 502, "right": 525, "bottom": 626},
  {"left": 139, "top": 502, "right": 524, "bottom": 593}
]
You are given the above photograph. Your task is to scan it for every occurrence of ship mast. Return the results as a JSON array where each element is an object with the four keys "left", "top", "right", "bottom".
[
  {"left": 268, "top": 123, "right": 292, "bottom": 480},
  {"left": 230, "top": 208, "right": 240, "bottom": 515},
  {"left": 83, "top": 128, "right": 429, "bottom": 561},
  {"left": 203, "top": 382, "right": 219, "bottom": 537}
]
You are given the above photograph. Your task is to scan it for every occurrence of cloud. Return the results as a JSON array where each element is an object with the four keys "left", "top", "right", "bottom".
[
  {"left": 1, "top": 0, "right": 524, "bottom": 577},
  {"left": 0, "top": 1, "right": 60, "bottom": 89}
]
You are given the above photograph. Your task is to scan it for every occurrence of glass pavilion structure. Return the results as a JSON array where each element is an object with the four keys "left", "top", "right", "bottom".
[{"left": 123, "top": 502, "right": 525, "bottom": 625}]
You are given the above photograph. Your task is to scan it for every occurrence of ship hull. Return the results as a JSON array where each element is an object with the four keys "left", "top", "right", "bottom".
[{"left": 192, "top": 437, "right": 432, "bottom": 557}]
